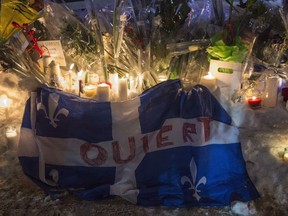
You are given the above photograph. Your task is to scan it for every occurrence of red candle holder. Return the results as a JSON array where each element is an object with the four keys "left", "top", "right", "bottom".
[
  {"left": 247, "top": 97, "right": 262, "bottom": 109},
  {"left": 281, "top": 87, "right": 288, "bottom": 102}
]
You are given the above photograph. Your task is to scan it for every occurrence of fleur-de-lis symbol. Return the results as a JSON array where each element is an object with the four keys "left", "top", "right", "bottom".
[
  {"left": 181, "top": 157, "right": 207, "bottom": 201},
  {"left": 37, "top": 93, "right": 69, "bottom": 128}
]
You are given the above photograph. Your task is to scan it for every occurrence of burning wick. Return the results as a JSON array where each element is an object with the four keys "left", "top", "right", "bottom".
[{"left": 247, "top": 96, "right": 262, "bottom": 109}]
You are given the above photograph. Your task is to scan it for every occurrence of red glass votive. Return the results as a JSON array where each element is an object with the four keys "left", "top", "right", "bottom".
[
  {"left": 248, "top": 97, "right": 262, "bottom": 109},
  {"left": 282, "top": 87, "right": 288, "bottom": 102}
]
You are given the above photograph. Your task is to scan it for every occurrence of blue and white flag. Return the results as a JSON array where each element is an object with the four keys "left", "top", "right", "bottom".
[{"left": 18, "top": 79, "right": 259, "bottom": 207}]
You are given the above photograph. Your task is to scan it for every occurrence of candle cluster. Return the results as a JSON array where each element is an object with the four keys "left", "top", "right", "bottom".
[{"left": 40, "top": 58, "right": 139, "bottom": 102}]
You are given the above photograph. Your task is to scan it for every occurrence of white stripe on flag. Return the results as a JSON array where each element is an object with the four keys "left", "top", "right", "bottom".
[
  {"left": 18, "top": 128, "right": 39, "bottom": 157},
  {"left": 18, "top": 118, "right": 239, "bottom": 166},
  {"left": 109, "top": 97, "right": 141, "bottom": 203}
]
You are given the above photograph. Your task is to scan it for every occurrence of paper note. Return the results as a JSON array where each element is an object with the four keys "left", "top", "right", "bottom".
[{"left": 37, "top": 40, "right": 66, "bottom": 66}]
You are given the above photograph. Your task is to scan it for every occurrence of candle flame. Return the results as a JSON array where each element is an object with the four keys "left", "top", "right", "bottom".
[
  {"left": 77, "top": 70, "right": 83, "bottom": 79},
  {"left": 0, "top": 95, "right": 11, "bottom": 108},
  {"left": 69, "top": 63, "right": 75, "bottom": 71}
]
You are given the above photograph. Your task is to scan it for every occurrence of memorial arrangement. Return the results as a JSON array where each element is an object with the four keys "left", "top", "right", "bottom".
[{"left": 1, "top": 0, "right": 288, "bottom": 214}]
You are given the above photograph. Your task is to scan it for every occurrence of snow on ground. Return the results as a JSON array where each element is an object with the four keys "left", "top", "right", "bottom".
[{"left": 0, "top": 72, "right": 288, "bottom": 215}]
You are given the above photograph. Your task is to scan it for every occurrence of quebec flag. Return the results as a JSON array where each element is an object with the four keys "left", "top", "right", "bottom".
[{"left": 18, "top": 79, "right": 259, "bottom": 207}]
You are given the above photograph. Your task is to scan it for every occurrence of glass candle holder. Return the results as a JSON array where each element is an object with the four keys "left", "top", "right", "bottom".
[{"left": 247, "top": 95, "right": 262, "bottom": 109}]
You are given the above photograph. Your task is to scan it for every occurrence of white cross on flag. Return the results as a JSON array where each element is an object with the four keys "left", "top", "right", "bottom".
[{"left": 18, "top": 80, "right": 259, "bottom": 207}]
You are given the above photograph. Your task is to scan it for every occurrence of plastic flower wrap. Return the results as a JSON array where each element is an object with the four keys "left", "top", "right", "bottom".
[
  {"left": 42, "top": 1, "right": 106, "bottom": 79},
  {"left": 0, "top": 0, "right": 40, "bottom": 44},
  {"left": 207, "top": 32, "right": 248, "bottom": 63}
]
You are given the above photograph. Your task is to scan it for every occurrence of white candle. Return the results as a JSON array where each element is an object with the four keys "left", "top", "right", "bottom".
[
  {"left": 200, "top": 73, "right": 217, "bottom": 91},
  {"left": 88, "top": 73, "right": 99, "bottom": 85},
  {"left": 97, "top": 83, "right": 110, "bottom": 102},
  {"left": 109, "top": 73, "right": 119, "bottom": 93},
  {"left": 158, "top": 75, "right": 168, "bottom": 82},
  {"left": 83, "top": 85, "right": 97, "bottom": 98},
  {"left": 118, "top": 78, "right": 128, "bottom": 101},
  {"left": 129, "top": 76, "right": 136, "bottom": 91},
  {"left": 68, "top": 63, "right": 75, "bottom": 91},
  {"left": 6, "top": 127, "right": 18, "bottom": 149},
  {"left": 263, "top": 76, "right": 279, "bottom": 108},
  {"left": 0, "top": 94, "right": 11, "bottom": 119},
  {"left": 43, "top": 56, "right": 52, "bottom": 74},
  {"left": 49, "top": 60, "right": 62, "bottom": 88}
]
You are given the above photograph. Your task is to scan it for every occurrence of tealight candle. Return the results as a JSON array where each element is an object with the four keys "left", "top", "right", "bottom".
[
  {"left": 247, "top": 96, "right": 262, "bottom": 109},
  {"left": 97, "top": 83, "right": 110, "bottom": 102},
  {"left": 158, "top": 75, "right": 168, "bottom": 82},
  {"left": 200, "top": 73, "right": 217, "bottom": 91},
  {"left": 118, "top": 78, "right": 128, "bottom": 101},
  {"left": 6, "top": 127, "right": 18, "bottom": 149},
  {"left": 83, "top": 85, "right": 97, "bottom": 98}
]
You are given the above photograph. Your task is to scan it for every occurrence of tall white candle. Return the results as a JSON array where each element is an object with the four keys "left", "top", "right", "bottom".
[
  {"left": 49, "top": 60, "right": 62, "bottom": 88},
  {"left": 43, "top": 56, "right": 52, "bottom": 74},
  {"left": 68, "top": 63, "right": 75, "bottom": 91},
  {"left": 118, "top": 78, "right": 128, "bottom": 101},
  {"left": 97, "top": 83, "right": 110, "bottom": 102},
  {"left": 109, "top": 73, "right": 119, "bottom": 93},
  {"left": 263, "top": 76, "right": 279, "bottom": 108}
]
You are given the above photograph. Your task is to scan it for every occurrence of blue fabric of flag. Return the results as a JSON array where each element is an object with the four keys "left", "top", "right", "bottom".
[{"left": 18, "top": 79, "right": 259, "bottom": 206}]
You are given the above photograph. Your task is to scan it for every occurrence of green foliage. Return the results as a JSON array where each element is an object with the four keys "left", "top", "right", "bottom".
[{"left": 207, "top": 32, "right": 248, "bottom": 63}]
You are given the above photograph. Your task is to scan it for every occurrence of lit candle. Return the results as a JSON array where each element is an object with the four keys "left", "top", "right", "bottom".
[
  {"left": 83, "top": 85, "right": 97, "bottom": 98},
  {"left": 68, "top": 63, "right": 75, "bottom": 91},
  {"left": 200, "top": 73, "right": 217, "bottom": 91},
  {"left": 109, "top": 72, "right": 119, "bottom": 93},
  {"left": 283, "top": 148, "right": 288, "bottom": 163},
  {"left": 97, "top": 83, "right": 110, "bottom": 102},
  {"left": 158, "top": 74, "right": 168, "bottom": 82},
  {"left": 129, "top": 76, "right": 136, "bottom": 91},
  {"left": 247, "top": 96, "right": 262, "bottom": 109},
  {"left": 88, "top": 73, "right": 99, "bottom": 85},
  {"left": 0, "top": 94, "right": 11, "bottom": 119},
  {"left": 118, "top": 78, "right": 128, "bottom": 101},
  {"left": 263, "top": 77, "right": 279, "bottom": 108},
  {"left": 6, "top": 127, "right": 18, "bottom": 149}
]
